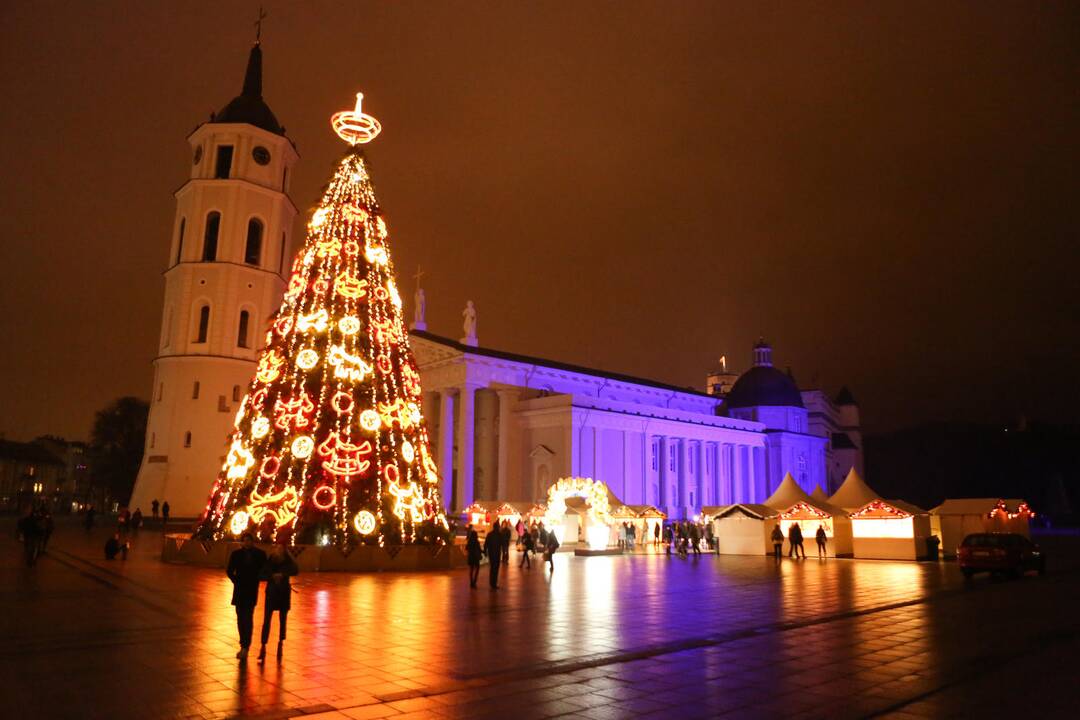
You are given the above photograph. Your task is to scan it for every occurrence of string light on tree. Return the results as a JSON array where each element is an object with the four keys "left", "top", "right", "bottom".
[{"left": 195, "top": 90, "right": 448, "bottom": 548}]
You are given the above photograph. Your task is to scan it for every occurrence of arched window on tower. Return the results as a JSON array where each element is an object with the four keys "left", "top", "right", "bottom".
[
  {"left": 184, "top": 431, "right": 192, "bottom": 448},
  {"left": 237, "top": 310, "right": 250, "bottom": 348},
  {"left": 202, "top": 212, "right": 220, "bottom": 261},
  {"left": 232, "top": 385, "right": 241, "bottom": 402},
  {"left": 244, "top": 219, "right": 263, "bottom": 265},
  {"left": 195, "top": 304, "right": 210, "bottom": 343},
  {"left": 175, "top": 218, "right": 186, "bottom": 265}
]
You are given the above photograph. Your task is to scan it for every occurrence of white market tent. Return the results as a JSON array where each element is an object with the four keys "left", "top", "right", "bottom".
[
  {"left": 763, "top": 473, "right": 854, "bottom": 557},
  {"left": 850, "top": 499, "right": 932, "bottom": 560},
  {"left": 709, "top": 504, "right": 780, "bottom": 555},
  {"left": 763, "top": 472, "right": 814, "bottom": 509},
  {"left": 829, "top": 468, "right": 880, "bottom": 512},
  {"left": 930, "top": 498, "right": 1034, "bottom": 557},
  {"left": 810, "top": 485, "right": 830, "bottom": 503}
]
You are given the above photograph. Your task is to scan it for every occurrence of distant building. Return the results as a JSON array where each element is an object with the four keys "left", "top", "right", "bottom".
[
  {"left": 0, "top": 440, "right": 64, "bottom": 512},
  {"left": 33, "top": 436, "right": 92, "bottom": 508}
]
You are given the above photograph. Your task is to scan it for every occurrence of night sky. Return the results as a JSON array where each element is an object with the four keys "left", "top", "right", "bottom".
[{"left": 1, "top": 1, "right": 1077, "bottom": 442}]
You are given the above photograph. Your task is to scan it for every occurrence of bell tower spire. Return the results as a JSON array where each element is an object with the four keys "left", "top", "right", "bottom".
[{"left": 129, "top": 36, "right": 300, "bottom": 519}]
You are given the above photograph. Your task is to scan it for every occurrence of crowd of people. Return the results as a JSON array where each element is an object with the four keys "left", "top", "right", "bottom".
[{"left": 465, "top": 518, "right": 561, "bottom": 589}]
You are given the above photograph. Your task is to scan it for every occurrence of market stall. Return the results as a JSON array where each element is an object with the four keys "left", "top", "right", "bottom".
[
  {"left": 828, "top": 468, "right": 880, "bottom": 512},
  {"left": 710, "top": 503, "right": 780, "bottom": 555},
  {"left": 930, "top": 498, "right": 1034, "bottom": 557},
  {"left": 850, "top": 499, "right": 932, "bottom": 560},
  {"left": 775, "top": 497, "right": 853, "bottom": 557}
]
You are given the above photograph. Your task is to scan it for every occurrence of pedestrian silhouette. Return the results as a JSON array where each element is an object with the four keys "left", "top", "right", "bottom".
[
  {"left": 258, "top": 544, "right": 298, "bottom": 663},
  {"left": 465, "top": 525, "right": 482, "bottom": 588},
  {"left": 226, "top": 533, "right": 266, "bottom": 660}
]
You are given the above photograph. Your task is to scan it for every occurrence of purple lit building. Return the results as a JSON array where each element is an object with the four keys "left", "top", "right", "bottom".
[{"left": 412, "top": 332, "right": 862, "bottom": 519}]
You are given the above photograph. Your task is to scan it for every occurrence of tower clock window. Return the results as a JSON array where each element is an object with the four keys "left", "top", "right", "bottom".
[
  {"left": 252, "top": 146, "right": 271, "bottom": 165},
  {"left": 237, "top": 310, "right": 251, "bottom": 348},
  {"left": 195, "top": 305, "right": 210, "bottom": 343},
  {"left": 202, "top": 212, "right": 220, "bottom": 261},
  {"left": 244, "top": 219, "right": 263, "bottom": 265},
  {"left": 214, "top": 145, "right": 234, "bottom": 179}
]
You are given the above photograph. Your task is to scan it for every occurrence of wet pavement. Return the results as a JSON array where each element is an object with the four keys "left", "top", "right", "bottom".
[{"left": 1, "top": 519, "right": 1077, "bottom": 720}]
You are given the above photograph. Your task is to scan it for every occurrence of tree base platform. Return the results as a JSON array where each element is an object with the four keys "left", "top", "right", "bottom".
[
  {"left": 573, "top": 547, "right": 624, "bottom": 557},
  {"left": 161, "top": 534, "right": 467, "bottom": 572}
]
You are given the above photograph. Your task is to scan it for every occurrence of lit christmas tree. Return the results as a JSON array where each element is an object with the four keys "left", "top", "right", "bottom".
[{"left": 197, "top": 93, "right": 448, "bottom": 547}]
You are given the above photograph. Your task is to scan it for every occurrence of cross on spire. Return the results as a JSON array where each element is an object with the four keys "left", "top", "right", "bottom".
[
  {"left": 412, "top": 265, "right": 425, "bottom": 294},
  {"left": 254, "top": 6, "right": 267, "bottom": 44}
]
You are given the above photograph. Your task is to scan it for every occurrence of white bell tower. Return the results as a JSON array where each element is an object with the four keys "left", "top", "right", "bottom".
[{"left": 129, "top": 41, "right": 298, "bottom": 518}]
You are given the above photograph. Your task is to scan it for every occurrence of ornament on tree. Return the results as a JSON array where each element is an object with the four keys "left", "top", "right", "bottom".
[{"left": 196, "top": 91, "right": 448, "bottom": 547}]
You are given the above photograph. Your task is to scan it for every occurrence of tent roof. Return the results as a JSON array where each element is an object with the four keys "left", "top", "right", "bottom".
[
  {"left": 712, "top": 503, "right": 779, "bottom": 520},
  {"left": 777, "top": 492, "right": 848, "bottom": 518},
  {"left": 763, "top": 472, "right": 813, "bottom": 510},
  {"left": 828, "top": 468, "right": 881, "bottom": 510},
  {"left": 625, "top": 504, "right": 666, "bottom": 518},
  {"left": 810, "top": 485, "right": 830, "bottom": 502},
  {"left": 930, "top": 498, "right": 1028, "bottom": 515},
  {"left": 850, "top": 498, "right": 927, "bottom": 518}
]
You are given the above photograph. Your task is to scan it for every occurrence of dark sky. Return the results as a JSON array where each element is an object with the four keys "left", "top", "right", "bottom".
[{"left": 1, "top": 1, "right": 1077, "bottom": 442}]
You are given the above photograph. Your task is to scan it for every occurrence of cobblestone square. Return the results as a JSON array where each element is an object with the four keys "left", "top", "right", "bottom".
[{"left": 3, "top": 522, "right": 1076, "bottom": 720}]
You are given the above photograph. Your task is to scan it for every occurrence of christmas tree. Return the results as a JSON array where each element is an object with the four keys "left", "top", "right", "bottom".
[{"left": 197, "top": 93, "right": 448, "bottom": 547}]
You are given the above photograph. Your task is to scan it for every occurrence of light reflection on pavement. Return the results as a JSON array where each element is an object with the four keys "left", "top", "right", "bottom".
[{"left": 1, "top": 520, "right": 1077, "bottom": 720}]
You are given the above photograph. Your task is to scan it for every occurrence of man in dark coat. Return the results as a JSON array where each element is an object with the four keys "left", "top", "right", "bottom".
[
  {"left": 226, "top": 533, "right": 266, "bottom": 659},
  {"left": 484, "top": 526, "right": 502, "bottom": 589},
  {"left": 257, "top": 544, "right": 298, "bottom": 662}
]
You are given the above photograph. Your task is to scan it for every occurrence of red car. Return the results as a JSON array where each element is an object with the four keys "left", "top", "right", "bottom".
[{"left": 957, "top": 533, "right": 1046, "bottom": 578}]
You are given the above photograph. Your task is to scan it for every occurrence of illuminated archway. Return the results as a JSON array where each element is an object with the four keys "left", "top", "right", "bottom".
[{"left": 544, "top": 477, "right": 614, "bottom": 550}]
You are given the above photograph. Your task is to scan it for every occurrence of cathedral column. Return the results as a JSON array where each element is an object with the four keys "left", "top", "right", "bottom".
[
  {"left": 438, "top": 389, "right": 456, "bottom": 510},
  {"left": 495, "top": 388, "right": 518, "bottom": 501},
  {"left": 456, "top": 384, "right": 478, "bottom": 510}
]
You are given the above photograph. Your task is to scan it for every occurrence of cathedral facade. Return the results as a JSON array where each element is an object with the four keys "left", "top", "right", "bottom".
[{"left": 412, "top": 331, "right": 863, "bottom": 521}]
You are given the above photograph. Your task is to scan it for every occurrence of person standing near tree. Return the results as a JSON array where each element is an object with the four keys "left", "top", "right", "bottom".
[
  {"left": 484, "top": 526, "right": 502, "bottom": 589},
  {"left": 161, "top": 501, "right": 170, "bottom": 528},
  {"left": 84, "top": 505, "right": 96, "bottom": 533},
  {"left": 257, "top": 544, "right": 298, "bottom": 663},
  {"left": 466, "top": 525, "right": 482, "bottom": 588},
  {"left": 226, "top": 533, "right": 266, "bottom": 660},
  {"left": 151, "top": 499, "right": 159, "bottom": 523},
  {"left": 815, "top": 524, "right": 828, "bottom": 559}
]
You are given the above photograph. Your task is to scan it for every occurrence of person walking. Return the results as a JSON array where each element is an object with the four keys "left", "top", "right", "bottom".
[
  {"left": 689, "top": 523, "right": 702, "bottom": 555},
  {"left": 257, "top": 544, "right": 298, "bottom": 663},
  {"left": 226, "top": 532, "right": 266, "bottom": 660},
  {"left": 17, "top": 509, "right": 40, "bottom": 567},
  {"left": 84, "top": 504, "right": 96, "bottom": 533},
  {"left": 500, "top": 520, "right": 512, "bottom": 565},
  {"left": 38, "top": 506, "right": 54, "bottom": 554},
  {"left": 788, "top": 523, "right": 805, "bottom": 559},
  {"left": 466, "top": 525, "right": 482, "bottom": 588},
  {"left": 151, "top": 499, "right": 159, "bottom": 522},
  {"left": 484, "top": 526, "right": 502, "bottom": 589},
  {"left": 771, "top": 524, "right": 785, "bottom": 560},
  {"left": 131, "top": 508, "right": 143, "bottom": 534},
  {"left": 815, "top": 524, "right": 828, "bottom": 559},
  {"left": 519, "top": 526, "right": 534, "bottom": 568},
  {"left": 161, "top": 501, "right": 170, "bottom": 528},
  {"left": 544, "top": 531, "right": 560, "bottom": 572}
]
